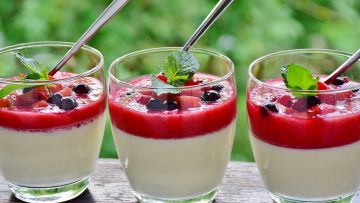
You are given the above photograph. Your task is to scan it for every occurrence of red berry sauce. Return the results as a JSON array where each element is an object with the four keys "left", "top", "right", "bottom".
[
  {"left": 109, "top": 73, "right": 237, "bottom": 139},
  {"left": 247, "top": 78, "right": 360, "bottom": 149},
  {"left": 0, "top": 72, "right": 106, "bottom": 132}
]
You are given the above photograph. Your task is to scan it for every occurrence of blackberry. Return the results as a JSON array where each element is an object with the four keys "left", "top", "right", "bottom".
[
  {"left": 72, "top": 83, "right": 91, "bottom": 95},
  {"left": 211, "top": 85, "right": 224, "bottom": 92},
  {"left": 146, "top": 98, "right": 167, "bottom": 111},
  {"left": 164, "top": 100, "right": 178, "bottom": 110},
  {"left": 331, "top": 77, "right": 348, "bottom": 86},
  {"left": 264, "top": 103, "right": 278, "bottom": 113},
  {"left": 307, "top": 96, "right": 321, "bottom": 107},
  {"left": 201, "top": 90, "right": 221, "bottom": 102}
]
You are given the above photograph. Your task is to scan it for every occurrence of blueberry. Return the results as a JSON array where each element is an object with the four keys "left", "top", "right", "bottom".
[
  {"left": 211, "top": 85, "right": 224, "bottom": 92},
  {"left": 73, "top": 83, "right": 91, "bottom": 95},
  {"left": 60, "top": 97, "right": 78, "bottom": 110},
  {"left": 352, "top": 89, "right": 359, "bottom": 93},
  {"left": 146, "top": 98, "right": 167, "bottom": 111},
  {"left": 264, "top": 103, "right": 278, "bottom": 113},
  {"left": 201, "top": 90, "right": 221, "bottom": 102},
  {"left": 49, "top": 93, "right": 63, "bottom": 107},
  {"left": 164, "top": 100, "right": 178, "bottom": 110},
  {"left": 307, "top": 96, "right": 321, "bottom": 107},
  {"left": 331, "top": 77, "right": 347, "bottom": 86}
]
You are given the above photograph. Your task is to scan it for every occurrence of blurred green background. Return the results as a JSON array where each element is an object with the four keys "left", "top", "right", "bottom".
[{"left": 0, "top": 0, "right": 359, "bottom": 161}]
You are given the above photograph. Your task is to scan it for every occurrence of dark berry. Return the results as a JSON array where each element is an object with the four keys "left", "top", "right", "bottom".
[
  {"left": 72, "top": 84, "right": 91, "bottom": 95},
  {"left": 146, "top": 98, "right": 167, "bottom": 111},
  {"left": 265, "top": 103, "right": 278, "bottom": 113},
  {"left": 201, "top": 90, "right": 221, "bottom": 102},
  {"left": 331, "top": 77, "right": 348, "bottom": 86},
  {"left": 352, "top": 89, "right": 359, "bottom": 93},
  {"left": 49, "top": 93, "right": 63, "bottom": 107},
  {"left": 211, "top": 85, "right": 224, "bottom": 92},
  {"left": 60, "top": 97, "right": 78, "bottom": 110},
  {"left": 164, "top": 100, "right": 178, "bottom": 110},
  {"left": 259, "top": 106, "right": 269, "bottom": 117},
  {"left": 307, "top": 96, "right": 321, "bottom": 107}
]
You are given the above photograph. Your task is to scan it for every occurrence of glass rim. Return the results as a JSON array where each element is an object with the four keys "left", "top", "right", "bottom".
[
  {"left": 248, "top": 48, "right": 360, "bottom": 94},
  {"left": 0, "top": 41, "right": 104, "bottom": 85},
  {"left": 108, "top": 47, "right": 234, "bottom": 91}
]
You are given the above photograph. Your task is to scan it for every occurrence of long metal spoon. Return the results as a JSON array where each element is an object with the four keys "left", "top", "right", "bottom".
[
  {"left": 48, "top": 0, "right": 129, "bottom": 76},
  {"left": 323, "top": 48, "right": 360, "bottom": 84},
  {"left": 182, "top": 0, "right": 233, "bottom": 51}
]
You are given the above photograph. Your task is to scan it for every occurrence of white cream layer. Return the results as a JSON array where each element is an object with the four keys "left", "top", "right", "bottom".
[
  {"left": 112, "top": 120, "right": 235, "bottom": 199},
  {"left": 250, "top": 133, "right": 360, "bottom": 201},
  {"left": 0, "top": 114, "right": 105, "bottom": 187}
]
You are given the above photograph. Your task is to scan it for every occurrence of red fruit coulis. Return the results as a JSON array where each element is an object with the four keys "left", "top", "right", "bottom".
[
  {"left": 247, "top": 78, "right": 360, "bottom": 149},
  {"left": 109, "top": 73, "right": 237, "bottom": 139},
  {"left": 0, "top": 72, "right": 106, "bottom": 132}
]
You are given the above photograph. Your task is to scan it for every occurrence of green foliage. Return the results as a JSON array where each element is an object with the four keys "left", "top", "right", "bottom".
[{"left": 0, "top": 0, "right": 359, "bottom": 161}]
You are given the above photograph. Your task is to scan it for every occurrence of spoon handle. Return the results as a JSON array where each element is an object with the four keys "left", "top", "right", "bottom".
[
  {"left": 323, "top": 48, "right": 360, "bottom": 84},
  {"left": 49, "top": 0, "right": 129, "bottom": 76},
  {"left": 182, "top": 0, "right": 233, "bottom": 52}
]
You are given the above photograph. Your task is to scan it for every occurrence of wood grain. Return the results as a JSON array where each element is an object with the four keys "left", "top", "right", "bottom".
[{"left": 0, "top": 159, "right": 359, "bottom": 202}]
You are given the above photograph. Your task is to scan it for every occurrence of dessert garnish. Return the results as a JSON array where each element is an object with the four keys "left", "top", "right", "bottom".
[
  {"left": 281, "top": 63, "right": 319, "bottom": 98},
  {"left": 0, "top": 53, "right": 49, "bottom": 99},
  {"left": 151, "top": 51, "right": 200, "bottom": 95}
]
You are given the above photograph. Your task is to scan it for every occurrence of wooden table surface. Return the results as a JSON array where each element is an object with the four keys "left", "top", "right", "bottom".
[{"left": 1, "top": 159, "right": 359, "bottom": 203}]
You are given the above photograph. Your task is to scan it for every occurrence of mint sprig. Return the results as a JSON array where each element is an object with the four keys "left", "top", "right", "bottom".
[
  {"left": 151, "top": 51, "right": 200, "bottom": 95},
  {"left": 281, "top": 63, "right": 319, "bottom": 98},
  {"left": 0, "top": 53, "right": 49, "bottom": 99}
]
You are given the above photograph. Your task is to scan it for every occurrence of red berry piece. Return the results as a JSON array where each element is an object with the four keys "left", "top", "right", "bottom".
[
  {"left": 136, "top": 95, "right": 152, "bottom": 105},
  {"left": 292, "top": 98, "right": 307, "bottom": 112},
  {"left": 278, "top": 95, "right": 292, "bottom": 107},
  {"left": 317, "top": 82, "right": 328, "bottom": 90},
  {"left": 156, "top": 74, "right": 168, "bottom": 83},
  {"left": 73, "top": 84, "right": 91, "bottom": 95},
  {"left": 174, "top": 96, "right": 201, "bottom": 110}
]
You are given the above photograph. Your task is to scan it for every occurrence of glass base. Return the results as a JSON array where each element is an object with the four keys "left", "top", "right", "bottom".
[
  {"left": 134, "top": 188, "right": 218, "bottom": 203},
  {"left": 8, "top": 176, "right": 90, "bottom": 203},
  {"left": 269, "top": 191, "right": 354, "bottom": 203}
]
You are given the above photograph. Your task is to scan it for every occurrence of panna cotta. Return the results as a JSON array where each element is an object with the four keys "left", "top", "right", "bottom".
[
  {"left": 247, "top": 78, "right": 360, "bottom": 201},
  {"left": 109, "top": 73, "right": 237, "bottom": 200},
  {"left": 0, "top": 72, "right": 106, "bottom": 187}
]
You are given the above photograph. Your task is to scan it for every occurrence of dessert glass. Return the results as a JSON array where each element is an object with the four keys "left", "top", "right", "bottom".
[
  {"left": 0, "top": 42, "right": 106, "bottom": 202},
  {"left": 247, "top": 49, "right": 360, "bottom": 203},
  {"left": 108, "top": 47, "right": 237, "bottom": 203}
]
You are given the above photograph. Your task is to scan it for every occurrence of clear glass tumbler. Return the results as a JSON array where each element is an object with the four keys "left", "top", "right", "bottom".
[
  {"left": 108, "top": 47, "right": 237, "bottom": 203},
  {"left": 0, "top": 42, "right": 106, "bottom": 202},
  {"left": 247, "top": 49, "right": 360, "bottom": 203}
]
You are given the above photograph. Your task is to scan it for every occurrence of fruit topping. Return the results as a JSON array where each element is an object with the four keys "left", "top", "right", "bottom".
[
  {"left": 60, "top": 97, "right": 78, "bottom": 110},
  {"left": 156, "top": 73, "right": 168, "bottom": 83},
  {"left": 211, "top": 85, "right": 224, "bottom": 92},
  {"left": 278, "top": 95, "right": 292, "bottom": 107},
  {"left": 49, "top": 93, "right": 63, "bottom": 107},
  {"left": 331, "top": 77, "right": 349, "bottom": 86},
  {"left": 164, "top": 100, "right": 178, "bottom": 110},
  {"left": 32, "top": 100, "right": 49, "bottom": 108},
  {"left": 174, "top": 96, "right": 201, "bottom": 110},
  {"left": 307, "top": 96, "right": 321, "bottom": 107},
  {"left": 292, "top": 98, "right": 307, "bottom": 112},
  {"left": 146, "top": 98, "right": 167, "bottom": 111},
  {"left": 73, "top": 83, "right": 91, "bottom": 95},
  {"left": 316, "top": 81, "right": 328, "bottom": 90},
  {"left": 264, "top": 103, "right": 278, "bottom": 113},
  {"left": 201, "top": 90, "right": 221, "bottom": 102}
]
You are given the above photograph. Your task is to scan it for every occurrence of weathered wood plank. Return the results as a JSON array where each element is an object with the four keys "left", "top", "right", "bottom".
[{"left": 0, "top": 159, "right": 359, "bottom": 202}]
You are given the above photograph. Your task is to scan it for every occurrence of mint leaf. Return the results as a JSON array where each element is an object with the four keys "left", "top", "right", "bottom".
[
  {"left": 159, "top": 51, "right": 200, "bottom": 86},
  {"left": 26, "top": 72, "right": 41, "bottom": 80},
  {"left": 151, "top": 75, "right": 181, "bottom": 95},
  {"left": 0, "top": 84, "right": 34, "bottom": 99},
  {"left": 0, "top": 53, "right": 50, "bottom": 99},
  {"left": 281, "top": 63, "right": 319, "bottom": 98}
]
